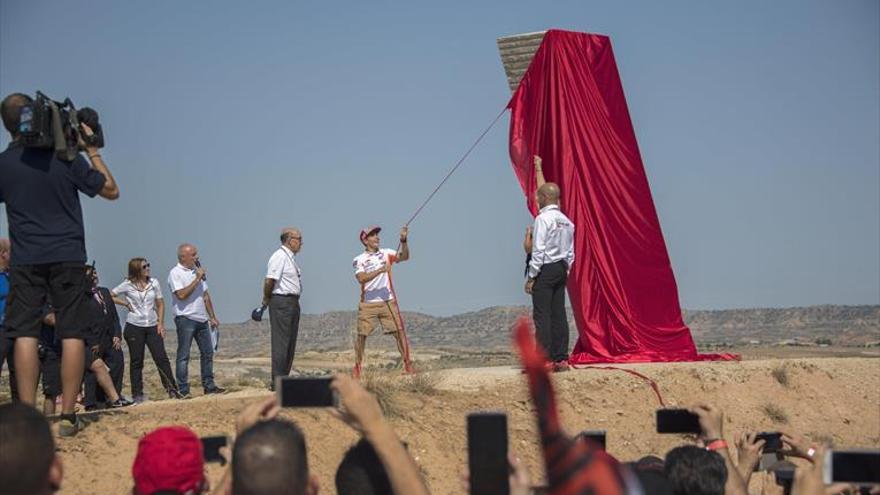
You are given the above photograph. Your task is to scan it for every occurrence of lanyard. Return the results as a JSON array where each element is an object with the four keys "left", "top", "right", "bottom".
[{"left": 281, "top": 248, "right": 302, "bottom": 285}]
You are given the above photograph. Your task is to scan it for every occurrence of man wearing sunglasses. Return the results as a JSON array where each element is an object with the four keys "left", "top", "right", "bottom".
[{"left": 262, "top": 228, "right": 303, "bottom": 388}]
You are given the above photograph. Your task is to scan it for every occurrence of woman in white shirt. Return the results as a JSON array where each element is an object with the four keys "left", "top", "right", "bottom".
[{"left": 112, "top": 258, "right": 182, "bottom": 401}]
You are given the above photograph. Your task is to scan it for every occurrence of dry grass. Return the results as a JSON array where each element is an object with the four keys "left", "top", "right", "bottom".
[
  {"left": 401, "top": 372, "right": 440, "bottom": 396},
  {"left": 771, "top": 365, "right": 791, "bottom": 387},
  {"left": 762, "top": 403, "right": 790, "bottom": 424},
  {"left": 362, "top": 373, "right": 402, "bottom": 418}
]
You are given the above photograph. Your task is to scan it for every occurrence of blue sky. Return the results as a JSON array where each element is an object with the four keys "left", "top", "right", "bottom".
[{"left": 1, "top": 1, "right": 877, "bottom": 321}]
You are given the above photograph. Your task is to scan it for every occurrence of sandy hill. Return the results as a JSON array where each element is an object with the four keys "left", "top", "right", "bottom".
[{"left": 55, "top": 356, "right": 879, "bottom": 495}]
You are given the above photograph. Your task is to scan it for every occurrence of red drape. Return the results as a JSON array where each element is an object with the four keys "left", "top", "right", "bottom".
[{"left": 508, "top": 29, "right": 736, "bottom": 363}]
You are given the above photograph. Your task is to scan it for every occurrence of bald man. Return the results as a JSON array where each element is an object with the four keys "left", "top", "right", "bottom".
[
  {"left": 525, "top": 156, "right": 575, "bottom": 372},
  {"left": 263, "top": 228, "right": 303, "bottom": 386},
  {"left": 168, "top": 243, "right": 224, "bottom": 396}
]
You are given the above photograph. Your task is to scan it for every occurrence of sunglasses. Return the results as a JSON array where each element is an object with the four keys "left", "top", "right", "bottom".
[{"left": 141, "top": 263, "right": 151, "bottom": 269}]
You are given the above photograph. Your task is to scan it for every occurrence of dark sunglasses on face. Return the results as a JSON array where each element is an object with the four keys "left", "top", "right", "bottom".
[{"left": 142, "top": 263, "right": 151, "bottom": 269}]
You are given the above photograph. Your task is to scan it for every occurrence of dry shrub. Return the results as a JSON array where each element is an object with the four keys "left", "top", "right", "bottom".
[
  {"left": 771, "top": 365, "right": 791, "bottom": 388},
  {"left": 403, "top": 372, "right": 440, "bottom": 396},
  {"left": 363, "top": 373, "right": 402, "bottom": 418},
  {"left": 762, "top": 403, "right": 789, "bottom": 424}
]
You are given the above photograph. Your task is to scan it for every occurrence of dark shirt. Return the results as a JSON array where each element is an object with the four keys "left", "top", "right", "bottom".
[
  {"left": 86, "top": 286, "right": 122, "bottom": 347},
  {"left": 0, "top": 143, "right": 106, "bottom": 266}
]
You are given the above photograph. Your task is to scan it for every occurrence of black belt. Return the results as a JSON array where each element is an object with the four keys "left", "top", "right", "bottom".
[{"left": 273, "top": 293, "right": 300, "bottom": 299}]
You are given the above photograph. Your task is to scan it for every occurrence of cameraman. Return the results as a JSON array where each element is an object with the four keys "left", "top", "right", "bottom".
[{"left": 0, "top": 93, "right": 119, "bottom": 436}]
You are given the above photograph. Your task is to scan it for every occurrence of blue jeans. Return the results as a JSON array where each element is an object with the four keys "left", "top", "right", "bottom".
[{"left": 174, "top": 316, "right": 216, "bottom": 394}]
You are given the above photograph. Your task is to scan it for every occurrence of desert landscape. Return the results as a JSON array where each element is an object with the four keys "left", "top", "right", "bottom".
[{"left": 1, "top": 305, "right": 878, "bottom": 494}]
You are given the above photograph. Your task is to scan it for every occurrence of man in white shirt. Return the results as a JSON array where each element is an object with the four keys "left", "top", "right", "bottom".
[
  {"left": 167, "top": 243, "right": 224, "bottom": 396},
  {"left": 526, "top": 173, "right": 575, "bottom": 372},
  {"left": 352, "top": 226, "right": 414, "bottom": 379},
  {"left": 262, "top": 228, "right": 303, "bottom": 387}
]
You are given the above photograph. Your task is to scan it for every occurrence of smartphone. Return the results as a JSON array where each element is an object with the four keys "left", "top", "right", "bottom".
[
  {"left": 276, "top": 376, "right": 337, "bottom": 408},
  {"left": 201, "top": 435, "right": 228, "bottom": 465},
  {"left": 577, "top": 430, "right": 607, "bottom": 451},
  {"left": 823, "top": 449, "right": 880, "bottom": 485},
  {"left": 656, "top": 409, "right": 701, "bottom": 434},
  {"left": 756, "top": 432, "right": 783, "bottom": 453},
  {"left": 467, "top": 412, "right": 509, "bottom": 495}
]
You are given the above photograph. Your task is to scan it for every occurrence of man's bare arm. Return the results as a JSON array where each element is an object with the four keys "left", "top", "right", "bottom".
[
  {"left": 355, "top": 266, "right": 387, "bottom": 284},
  {"left": 204, "top": 291, "right": 219, "bottom": 325},
  {"left": 81, "top": 124, "right": 119, "bottom": 200},
  {"left": 173, "top": 268, "right": 206, "bottom": 300},
  {"left": 397, "top": 226, "right": 410, "bottom": 262},
  {"left": 534, "top": 155, "right": 546, "bottom": 190},
  {"left": 262, "top": 278, "right": 276, "bottom": 306}
]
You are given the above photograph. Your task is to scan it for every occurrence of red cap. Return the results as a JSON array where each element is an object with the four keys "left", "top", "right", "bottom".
[
  {"left": 132, "top": 426, "right": 205, "bottom": 495},
  {"left": 359, "top": 225, "right": 381, "bottom": 243}
]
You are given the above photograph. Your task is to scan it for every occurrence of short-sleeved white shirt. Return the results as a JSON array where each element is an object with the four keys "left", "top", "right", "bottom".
[
  {"left": 353, "top": 248, "right": 397, "bottom": 303},
  {"left": 111, "top": 277, "right": 163, "bottom": 327},
  {"left": 167, "top": 263, "right": 209, "bottom": 322},
  {"left": 266, "top": 246, "right": 302, "bottom": 295}
]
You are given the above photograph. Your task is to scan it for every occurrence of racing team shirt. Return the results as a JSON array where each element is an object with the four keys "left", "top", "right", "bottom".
[
  {"left": 528, "top": 204, "right": 575, "bottom": 279},
  {"left": 353, "top": 248, "right": 398, "bottom": 303}
]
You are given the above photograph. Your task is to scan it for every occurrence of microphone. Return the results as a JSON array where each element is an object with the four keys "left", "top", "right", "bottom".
[{"left": 194, "top": 260, "right": 207, "bottom": 281}]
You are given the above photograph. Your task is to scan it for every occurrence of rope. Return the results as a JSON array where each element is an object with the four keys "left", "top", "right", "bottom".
[
  {"left": 403, "top": 106, "right": 508, "bottom": 227},
  {"left": 570, "top": 363, "right": 667, "bottom": 407}
]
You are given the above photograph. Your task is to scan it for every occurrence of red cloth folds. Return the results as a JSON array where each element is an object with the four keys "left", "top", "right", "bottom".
[{"left": 508, "top": 30, "right": 736, "bottom": 363}]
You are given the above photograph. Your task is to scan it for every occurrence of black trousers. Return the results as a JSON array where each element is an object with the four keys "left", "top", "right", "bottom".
[
  {"left": 123, "top": 323, "right": 176, "bottom": 397},
  {"left": 0, "top": 331, "right": 18, "bottom": 401},
  {"left": 531, "top": 261, "right": 570, "bottom": 362},
  {"left": 83, "top": 345, "right": 124, "bottom": 407},
  {"left": 268, "top": 295, "right": 301, "bottom": 382}
]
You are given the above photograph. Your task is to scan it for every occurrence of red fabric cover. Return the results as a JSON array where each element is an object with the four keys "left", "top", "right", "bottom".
[
  {"left": 132, "top": 426, "right": 205, "bottom": 495},
  {"left": 508, "top": 29, "right": 736, "bottom": 363}
]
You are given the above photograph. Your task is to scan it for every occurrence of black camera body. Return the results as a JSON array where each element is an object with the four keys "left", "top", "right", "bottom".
[{"left": 18, "top": 91, "right": 104, "bottom": 162}]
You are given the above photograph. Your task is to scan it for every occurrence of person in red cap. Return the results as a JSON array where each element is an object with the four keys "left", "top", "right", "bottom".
[
  {"left": 351, "top": 225, "right": 414, "bottom": 378},
  {"left": 131, "top": 426, "right": 208, "bottom": 495}
]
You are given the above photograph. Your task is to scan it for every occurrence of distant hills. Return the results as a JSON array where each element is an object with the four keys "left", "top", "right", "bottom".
[{"left": 214, "top": 305, "right": 879, "bottom": 357}]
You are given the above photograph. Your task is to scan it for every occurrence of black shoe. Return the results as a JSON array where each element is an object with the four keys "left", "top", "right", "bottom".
[
  {"left": 204, "top": 386, "right": 227, "bottom": 395},
  {"left": 58, "top": 415, "right": 83, "bottom": 437},
  {"left": 109, "top": 397, "right": 134, "bottom": 408}
]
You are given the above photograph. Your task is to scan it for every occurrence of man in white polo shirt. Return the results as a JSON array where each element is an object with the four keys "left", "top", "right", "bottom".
[
  {"left": 167, "top": 243, "right": 225, "bottom": 397},
  {"left": 262, "top": 227, "right": 303, "bottom": 387},
  {"left": 352, "top": 225, "right": 414, "bottom": 379}
]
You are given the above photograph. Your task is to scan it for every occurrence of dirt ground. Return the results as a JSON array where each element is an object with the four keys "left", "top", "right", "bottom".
[{"left": 42, "top": 354, "right": 879, "bottom": 495}]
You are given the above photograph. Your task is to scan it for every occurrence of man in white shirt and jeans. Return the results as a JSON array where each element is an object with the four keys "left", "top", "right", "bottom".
[
  {"left": 352, "top": 226, "right": 414, "bottom": 379},
  {"left": 262, "top": 228, "right": 303, "bottom": 387},
  {"left": 525, "top": 158, "right": 575, "bottom": 372},
  {"left": 167, "top": 243, "right": 224, "bottom": 396}
]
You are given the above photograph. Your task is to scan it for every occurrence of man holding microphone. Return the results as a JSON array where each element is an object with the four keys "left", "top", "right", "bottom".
[{"left": 168, "top": 243, "right": 224, "bottom": 397}]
